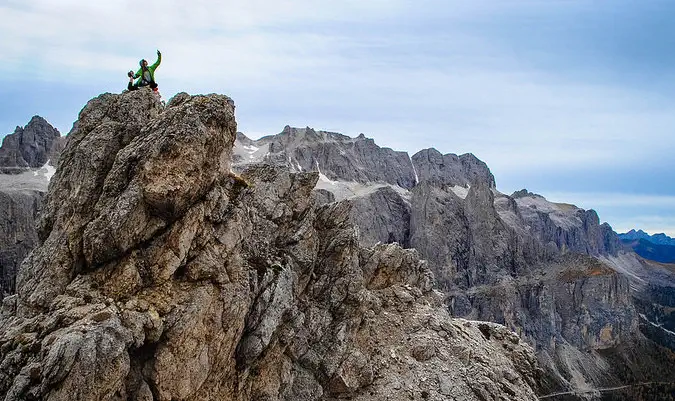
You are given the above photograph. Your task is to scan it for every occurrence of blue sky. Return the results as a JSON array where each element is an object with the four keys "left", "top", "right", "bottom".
[{"left": 1, "top": 0, "right": 674, "bottom": 235}]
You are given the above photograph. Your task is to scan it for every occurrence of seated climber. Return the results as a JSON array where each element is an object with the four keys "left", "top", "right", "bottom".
[{"left": 128, "top": 50, "right": 161, "bottom": 92}]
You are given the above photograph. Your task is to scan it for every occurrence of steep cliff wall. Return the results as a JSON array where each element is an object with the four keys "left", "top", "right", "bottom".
[
  {"left": 0, "top": 116, "right": 63, "bottom": 298},
  {"left": 233, "top": 126, "right": 675, "bottom": 397},
  {"left": 0, "top": 89, "right": 542, "bottom": 401}
]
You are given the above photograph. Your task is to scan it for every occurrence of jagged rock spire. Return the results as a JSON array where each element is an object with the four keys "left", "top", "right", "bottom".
[{"left": 0, "top": 116, "right": 63, "bottom": 172}]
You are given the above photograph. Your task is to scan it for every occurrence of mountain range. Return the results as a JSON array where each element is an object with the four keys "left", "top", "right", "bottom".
[
  {"left": 0, "top": 89, "right": 674, "bottom": 400},
  {"left": 619, "top": 229, "right": 675, "bottom": 246},
  {"left": 619, "top": 230, "right": 675, "bottom": 263}
]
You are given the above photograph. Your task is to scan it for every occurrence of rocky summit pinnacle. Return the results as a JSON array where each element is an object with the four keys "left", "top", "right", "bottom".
[
  {"left": 0, "top": 115, "right": 63, "bottom": 173},
  {"left": 0, "top": 116, "right": 64, "bottom": 300},
  {"left": 0, "top": 89, "right": 542, "bottom": 400}
]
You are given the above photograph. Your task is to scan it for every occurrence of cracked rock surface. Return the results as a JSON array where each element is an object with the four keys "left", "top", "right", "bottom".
[{"left": 0, "top": 89, "right": 542, "bottom": 400}]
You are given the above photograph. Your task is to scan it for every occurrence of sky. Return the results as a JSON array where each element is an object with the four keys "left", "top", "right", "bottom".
[{"left": 1, "top": 0, "right": 674, "bottom": 236}]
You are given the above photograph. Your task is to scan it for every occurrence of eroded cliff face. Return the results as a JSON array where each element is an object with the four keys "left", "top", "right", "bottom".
[
  {"left": 232, "top": 127, "right": 675, "bottom": 396},
  {"left": 0, "top": 116, "right": 63, "bottom": 299},
  {"left": 0, "top": 89, "right": 542, "bottom": 401},
  {"left": 0, "top": 116, "right": 63, "bottom": 172},
  {"left": 0, "top": 190, "right": 44, "bottom": 299}
]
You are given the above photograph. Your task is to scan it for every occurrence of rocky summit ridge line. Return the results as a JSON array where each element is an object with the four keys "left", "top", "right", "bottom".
[
  {"left": 0, "top": 89, "right": 543, "bottom": 400},
  {"left": 233, "top": 126, "right": 675, "bottom": 398},
  {"left": 0, "top": 116, "right": 64, "bottom": 173}
]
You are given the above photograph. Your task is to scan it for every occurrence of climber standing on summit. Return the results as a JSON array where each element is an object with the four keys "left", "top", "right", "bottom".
[{"left": 128, "top": 50, "right": 161, "bottom": 92}]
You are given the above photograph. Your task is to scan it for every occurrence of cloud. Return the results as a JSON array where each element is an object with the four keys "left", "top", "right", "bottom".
[
  {"left": 611, "top": 216, "right": 675, "bottom": 238},
  {"left": 2, "top": 1, "right": 674, "bottom": 227},
  {"left": 544, "top": 192, "right": 675, "bottom": 209},
  {"left": 532, "top": 191, "right": 675, "bottom": 237}
]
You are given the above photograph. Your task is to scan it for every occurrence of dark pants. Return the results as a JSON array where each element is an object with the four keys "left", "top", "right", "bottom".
[{"left": 128, "top": 80, "right": 158, "bottom": 91}]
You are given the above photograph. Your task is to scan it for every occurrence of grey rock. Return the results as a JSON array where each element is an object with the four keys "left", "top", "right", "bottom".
[
  {"left": 0, "top": 190, "right": 43, "bottom": 299},
  {"left": 409, "top": 180, "right": 534, "bottom": 290},
  {"left": 0, "top": 116, "right": 64, "bottom": 173},
  {"left": 232, "top": 127, "right": 675, "bottom": 396},
  {"left": 0, "top": 89, "right": 541, "bottom": 401},
  {"left": 0, "top": 116, "right": 63, "bottom": 299},
  {"left": 236, "top": 127, "right": 418, "bottom": 188},
  {"left": 412, "top": 148, "right": 496, "bottom": 188},
  {"left": 347, "top": 186, "right": 411, "bottom": 248},
  {"left": 312, "top": 188, "right": 335, "bottom": 205},
  {"left": 501, "top": 190, "right": 620, "bottom": 256}
]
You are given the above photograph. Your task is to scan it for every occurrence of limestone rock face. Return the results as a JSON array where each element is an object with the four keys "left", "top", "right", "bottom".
[
  {"left": 411, "top": 148, "right": 495, "bottom": 188},
  {"left": 503, "top": 190, "right": 621, "bottom": 256},
  {"left": 0, "top": 116, "right": 63, "bottom": 172},
  {"left": 0, "top": 116, "right": 62, "bottom": 298},
  {"left": 346, "top": 186, "right": 411, "bottom": 248},
  {"left": 0, "top": 190, "right": 44, "bottom": 299},
  {"left": 0, "top": 89, "right": 542, "bottom": 401},
  {"left": 232, "top": 127, "right": 675, "bottom": 396},
  {"left": 251, "top": 127, "right": 418, "bottom": 189},
  {"left": 409, "top": 180, "right": 535, "bottom": 291}
]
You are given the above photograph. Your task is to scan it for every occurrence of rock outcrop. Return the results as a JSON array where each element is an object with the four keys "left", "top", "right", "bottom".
[
  {"left": 0, "top": 190, "right": 44, "bottom": 299},
  {"left": 502, "top": 190, "right": 621, "bottom": 256},
  {"left": 346, "top": 186, "right": 411, "bottom": 248},
  {"left": 0, "top": 116, "right": 63, "bottom": 173},
  {"left": 0, "top": 89, "right": 543, "bottom": 401},
  {"left": 0, "top": 116, "right": 62, "bottom": 298},
  {"left": 411, "top": 148, "right": 495, "bottom": 188},
  {"left": 250, "top": 127, "right": 418, "bottom": 189},
  {"left": 232, "top": 127, "right": 675, "bottom": 397}
]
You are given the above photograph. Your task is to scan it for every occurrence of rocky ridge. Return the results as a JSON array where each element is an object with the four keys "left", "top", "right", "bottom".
[
  {"left": 619, "top": 229, "right": 675, "bottom": 247},
  {"left": 0, "top": 116, "right": 63, "bottom": 173},
  {"left": 0, "top": 117, "right": 63, "bottom": 299},
  {"left": 0, "top": 89, "right": 543, "bottom": 400},
  {"left": 233, "top": 127, "right": 675, "bottom": 397}
]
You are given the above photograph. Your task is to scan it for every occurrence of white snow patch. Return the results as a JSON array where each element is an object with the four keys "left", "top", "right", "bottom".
[
  {"left": 232, "top": 140, "right": 269, "bottom": 164},
  {"left": 316, "top": 161, "right": 336, "bottom": 186},
  {"left": 318, "top": 172, "right": 336, "bottom": 186},
  {"left": 409, "top": 155, "right": 419, "bottom": 185},
  {"left": 30, "top": 161, "right": 56, "bottom": 181},
  {"left": 318, "top": 172, "right": 336, "bottom": 185},
  {"left": 43, "top": 163, "right": 56, "bottom": 181},
  {"left": 639, "top": 314, "right": 675, "bottom": 337},
  {"left": 449, "top": 185, "right": 469, "bottom": 200}
]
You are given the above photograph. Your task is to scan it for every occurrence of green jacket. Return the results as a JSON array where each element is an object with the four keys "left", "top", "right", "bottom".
[{"left": 133, "top": 53, "right": 161, "bottom": 85}]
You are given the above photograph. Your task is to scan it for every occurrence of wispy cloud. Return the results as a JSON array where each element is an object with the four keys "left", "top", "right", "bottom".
[
  {"left": 545, "top": 192, "right": 675, "bottom": 209},
  {"left": 611, "top": 216, "right": 675, "bottom": 238},
  {"left": 534, "top": 191, "right": 675, "bottom": 237},
  {"left": 1, "top": 0, "right": 674, "bottom": 235}
]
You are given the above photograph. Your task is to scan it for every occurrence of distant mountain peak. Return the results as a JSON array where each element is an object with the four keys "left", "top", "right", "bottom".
[
  {"left": 511, "top": 189, "right": 544, "bottom": 199},
  {"left": 0, "top": 115, "right": 64, "bottom": 172},
  {"left": 619, "top": 229, "right": 675, "bottom": 246},
  {"left": 235, "top": 127, "right": 496, "bottom": 191}
]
